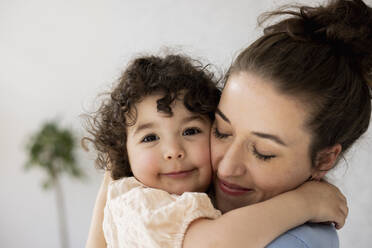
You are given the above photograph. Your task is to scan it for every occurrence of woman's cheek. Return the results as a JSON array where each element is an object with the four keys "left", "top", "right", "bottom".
[{"left": 253, "top": 168, "right": 304, "bottom": 198}]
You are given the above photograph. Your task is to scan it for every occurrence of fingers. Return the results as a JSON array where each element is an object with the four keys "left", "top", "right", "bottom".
[
  {"left": 324, "top": 184, "right": 348, "bottom": 230},
  {"left": 337, "top": 203, "right": 348, "bottom": 229},
  {"left": 301, "top": 179, "right": 349, "bottom": 228},
  {"left": 338, "top": 190, "right": 347, "bottom": 203},
  {"left": 332, "top": 182, "right": 348, "bottom": 229},
  {"left": 334, "top": 196, "right": 348, "bottom": 229}
]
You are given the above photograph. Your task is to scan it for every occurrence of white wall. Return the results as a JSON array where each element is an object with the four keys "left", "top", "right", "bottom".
[{"left": 1, "top": 0, "right": 371, "bottom": 247}]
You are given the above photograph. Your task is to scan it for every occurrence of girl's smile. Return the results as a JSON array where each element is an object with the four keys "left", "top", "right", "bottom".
[{"left": 161, "top": 168, "right": 197, "bottom": 179}]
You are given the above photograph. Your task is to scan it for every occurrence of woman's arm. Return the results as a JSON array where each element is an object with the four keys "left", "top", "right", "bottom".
[
  {"left": 183, "top": 181, "right": 347, "bottom": 248},
  {"left": 85, "top": 171, "right": 111, "bottom": 248}
]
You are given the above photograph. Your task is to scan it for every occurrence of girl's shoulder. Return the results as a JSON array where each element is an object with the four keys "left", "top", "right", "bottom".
[
  {"left": 266, "top": 223, "right": 339, "bottom": 248},
  {"left": 104, "top": 177, "right": 221, "bottom": 248},
  {"left": 106, "top": 176, "right": 144, "bottom": 200},
  {"left": 107, "top": 177, "right": 221, "bottom": 216}
]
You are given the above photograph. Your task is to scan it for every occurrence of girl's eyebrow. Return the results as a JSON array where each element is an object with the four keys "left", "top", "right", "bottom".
[
  {"left": 182, "top": 115, "right": 205, "bottom": 123},
  {"left": 132, "top": 123, "right": 155, "bottom": 136},
  {"left": 132, "top": 115, "right": 204, "bottom": 136}
]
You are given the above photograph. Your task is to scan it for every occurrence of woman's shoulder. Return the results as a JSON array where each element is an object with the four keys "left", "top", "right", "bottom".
[{"left": 266, "top": 223, "right": 339, "bottom": 248}]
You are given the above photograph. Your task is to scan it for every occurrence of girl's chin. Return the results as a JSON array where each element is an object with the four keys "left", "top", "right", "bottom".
[{"left": 164, "top": 183, "right": 208, "bottom": 195}]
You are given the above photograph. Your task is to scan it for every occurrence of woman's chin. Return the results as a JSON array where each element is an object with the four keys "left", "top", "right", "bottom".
[
  {"left": 216, "top": 196, "right": 247, "bottom": 213},
  {"left": 214, "top": 187, "right": 252, "bottom": 213},
  {"left": 213, "top": 178, "right": 259, "bottom": 213}
]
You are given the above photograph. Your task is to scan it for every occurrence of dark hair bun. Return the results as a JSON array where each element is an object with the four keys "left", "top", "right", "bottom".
[{"left": 261, "top": 0, "right": 372, "bottom": 86}]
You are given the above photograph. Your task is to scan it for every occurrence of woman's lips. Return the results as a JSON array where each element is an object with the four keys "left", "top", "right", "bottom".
[
  {"left": 218, "top": 178, "right": 253, "bottom": 196},
  {"left": 161, "top": 168, "right": 196, "bottom": 179}
]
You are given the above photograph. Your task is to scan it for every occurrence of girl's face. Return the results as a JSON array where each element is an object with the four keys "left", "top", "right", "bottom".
[
  {"left": 126, "top": 94, "right": 212, "bottom": 195},
  {"left": 212, "top": 72, "right": 315, "bottom": 213}
]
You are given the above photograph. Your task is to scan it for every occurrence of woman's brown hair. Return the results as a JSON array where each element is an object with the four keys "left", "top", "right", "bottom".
[
  {"left": 83, "top": 54, "right": 220, "bottom": 180},
  {"left": 227, "top": 0, "right": 372, "bottom": 167}
]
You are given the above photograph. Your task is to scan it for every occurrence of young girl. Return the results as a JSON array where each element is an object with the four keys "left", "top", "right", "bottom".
[{"left": 84, "top": 54, "right": 347, "bottom": 248}]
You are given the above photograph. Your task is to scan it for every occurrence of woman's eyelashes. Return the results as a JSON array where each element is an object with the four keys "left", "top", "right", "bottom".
[
  {"left": 212, "top": 127, "right": 230, "bottom": 139},
  {"left": 213, "top": 125, "right": 276, "bottom": 161},
  {"left": 252, "top": 146, "right": 276, "bottom": 161},
  {"left": 213, "top": 124, "right": 276, "bottom": 161},
  {"left": 140, "top": 127, "right": 202, "bottom": 143}
]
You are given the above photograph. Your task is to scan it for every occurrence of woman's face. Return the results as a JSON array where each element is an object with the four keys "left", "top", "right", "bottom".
[{"left": 211, "top": 72, "right": 315, "bottom": 213}]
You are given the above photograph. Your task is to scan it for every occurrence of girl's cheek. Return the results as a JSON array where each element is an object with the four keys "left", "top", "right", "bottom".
[
  {"left": 132, "top": 150, "right": 160, "bottom": 172},
  {"left": 195, "top": 138, "right": 212, "bottom": 165}
]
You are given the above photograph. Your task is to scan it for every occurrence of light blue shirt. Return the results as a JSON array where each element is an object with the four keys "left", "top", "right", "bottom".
[{"left": 266, "top": 223, "right": 339, "bottom": 248}]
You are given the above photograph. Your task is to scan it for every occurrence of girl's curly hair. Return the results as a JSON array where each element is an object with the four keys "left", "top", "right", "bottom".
[{"left": 83, "top": 54, "right": 221, "bottom": 180}]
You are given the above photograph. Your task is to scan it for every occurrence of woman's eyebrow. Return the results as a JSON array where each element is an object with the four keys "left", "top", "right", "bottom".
[
  {"left": 216, "top": 108, "right": 287, "bottom": 146},
  {"left": 216, "top": 108, "right": 230, "bottom": 123},
  {"left": 252, "top": 132, "right": 287, "bottom": 146}
]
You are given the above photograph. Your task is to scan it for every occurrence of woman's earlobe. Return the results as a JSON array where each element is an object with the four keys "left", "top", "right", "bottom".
[{"left": 311, "top": 144, "right": 342, "bottom": 180}]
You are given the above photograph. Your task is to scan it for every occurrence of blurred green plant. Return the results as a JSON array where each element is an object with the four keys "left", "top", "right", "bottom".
[{"left": 25, "top": 120, "right": 84, "bottom": 248}]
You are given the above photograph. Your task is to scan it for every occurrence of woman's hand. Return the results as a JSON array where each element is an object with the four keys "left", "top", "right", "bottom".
[{"left": 295, "top": 180, "right": 348, "bottom": 229}]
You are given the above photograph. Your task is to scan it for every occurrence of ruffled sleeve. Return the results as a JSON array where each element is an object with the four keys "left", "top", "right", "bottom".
[{"left": 103, "top": 177, "right": 221, "bottom": 248}]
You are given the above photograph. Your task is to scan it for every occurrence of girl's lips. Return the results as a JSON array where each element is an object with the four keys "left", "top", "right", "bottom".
[
  {"left": 161, "top": 168, "right": 196, "bottom": 179},
  {"left": 218, "top": 178, "right": 253, "bottom": 196}
]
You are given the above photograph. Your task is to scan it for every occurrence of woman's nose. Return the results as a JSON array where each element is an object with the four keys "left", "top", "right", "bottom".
[
  {"left": 217, "top": 141, "right": 246, "bottom": 177},
  {"left": 163, "top": 141, "right": 185, "bottom": 160}
]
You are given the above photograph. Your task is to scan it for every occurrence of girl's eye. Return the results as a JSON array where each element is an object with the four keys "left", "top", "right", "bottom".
[
  {"left": 183, "top": 128, "right": 201, "bottom": 136},
  {"left": 141, "top": 134, "right": 159, "bottom": 143},
  {"left": 212, "top": 127, "right": 230, "bottom": 139},
  {"left": 253, "top": 146, "right": 276, "bottom": 161}
]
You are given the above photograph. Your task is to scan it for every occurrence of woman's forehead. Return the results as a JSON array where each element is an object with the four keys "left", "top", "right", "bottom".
[{"left": 219, "top": 72, "right": 312, "bottom": 146}]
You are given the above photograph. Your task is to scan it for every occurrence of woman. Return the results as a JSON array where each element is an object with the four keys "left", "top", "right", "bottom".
[
  {"left": 87, "top": 0, "right": 372, "bottom": 247},
  {"left": 208, "top": 0, "right": 371, "bottom": 246}
]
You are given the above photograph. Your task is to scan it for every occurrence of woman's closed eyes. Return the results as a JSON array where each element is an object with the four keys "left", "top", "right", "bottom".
[
  {"left": 212, "top": 127, "right": 231, "bottom": 139},
  {"left": 252, "top": 146, "right": 276, "bottom": 161},
  {"left": 213, "top": 126, "right": 277, "bottom": 161}
]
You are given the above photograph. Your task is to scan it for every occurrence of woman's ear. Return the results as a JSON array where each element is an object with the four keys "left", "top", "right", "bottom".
[{"left": 311, "top": 144, "right": 342, "bottom": 180}]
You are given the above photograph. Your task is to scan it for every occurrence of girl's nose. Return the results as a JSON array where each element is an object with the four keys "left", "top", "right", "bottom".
[
  {"left": 163, "top": 142, "right": 185, "bottom": 160},
  {"left": 164, "top": 152, "right": 184, "bottom": 160}
]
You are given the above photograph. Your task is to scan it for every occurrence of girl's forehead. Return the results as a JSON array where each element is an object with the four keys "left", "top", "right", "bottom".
[{"left": 132, "top": 95, "right": 208, "bottom": 122}]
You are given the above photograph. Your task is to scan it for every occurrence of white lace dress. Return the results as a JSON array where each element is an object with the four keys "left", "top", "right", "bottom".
[{"left": 103, "top": 177, "right": 221, "bottom": 248}]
